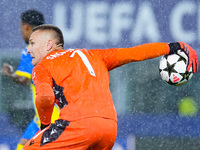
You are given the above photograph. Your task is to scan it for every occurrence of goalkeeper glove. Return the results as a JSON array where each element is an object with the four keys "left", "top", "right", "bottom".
[{"left": 168, "top": 42, "right": 199, "bottom": 73}]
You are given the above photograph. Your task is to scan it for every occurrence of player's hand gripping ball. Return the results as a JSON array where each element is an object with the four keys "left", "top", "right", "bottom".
[{"left": 159, "top": 53, "right": 193, "bottom": 86}]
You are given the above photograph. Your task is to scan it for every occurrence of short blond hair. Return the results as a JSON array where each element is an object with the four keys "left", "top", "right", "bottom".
[{"left": 33, "top": 24, "right": 64, "bottom": 48}]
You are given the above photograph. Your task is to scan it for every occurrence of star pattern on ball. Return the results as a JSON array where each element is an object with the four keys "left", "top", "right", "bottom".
[
  {"left": 163, "top": 61, "right": 178, "bottom": 77},
  {"left": 177, "top": 55, "right": 187, "bottom": 64},
  {"left": 159, "top": 54, "right": 193, "bottom": 86}
]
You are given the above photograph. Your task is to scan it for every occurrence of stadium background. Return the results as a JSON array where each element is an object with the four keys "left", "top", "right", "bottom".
[{"left": 0, "top": 0, "right": 200, "bottom": 149}]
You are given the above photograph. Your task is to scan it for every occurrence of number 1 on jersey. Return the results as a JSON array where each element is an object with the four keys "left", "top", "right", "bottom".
[{"left": 70, "top": 50, "right": 96, "bottom": 77}]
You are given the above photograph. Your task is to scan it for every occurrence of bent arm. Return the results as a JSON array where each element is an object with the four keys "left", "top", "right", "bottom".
[
  {"left": 10, "top": 73, "right": 30, "bottom": 85},
  {"left": 33, "top": 64, "right": 55, "bottom": 126},
  {"left": 1, "top": 63, "right": 30, "bottom": 85},
  {"left": 36, "top": 82, "right": 55, "bottom": 125}
]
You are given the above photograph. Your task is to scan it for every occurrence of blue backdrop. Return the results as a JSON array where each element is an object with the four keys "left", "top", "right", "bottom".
[{"left": 0, "top": 0, "right": 200, "bottom": 51}]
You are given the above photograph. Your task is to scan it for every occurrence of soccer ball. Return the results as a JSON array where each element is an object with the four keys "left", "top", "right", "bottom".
[{"left": 159, "top": 53, "right": 193, "bottom": 86}]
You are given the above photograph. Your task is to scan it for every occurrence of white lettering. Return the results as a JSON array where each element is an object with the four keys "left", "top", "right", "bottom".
[
  {"left": 131, "top": 1, "right": 161, "bottom": 43},
  {"left": 112, "top": 143, "right": 124, "bottom": 150},
  {"left": 0, "top": 144, "right": 10, "bottom": 150},
  {"left": 110, "top": 2, "right": 134, "bottom": 44},
  {"left": 170, "top": 1, "right": 196, "bottom": 43},
  {"left": 198, "top": 5, "right": 200, "bottom": 42},
  {"left": 46, "top": 51, "right": 68, "bottom": 60},
  {"left": 53, "top": 2, "right": 83, "bottom": 44},
  {"left": 86, "top": 2, "right": 108, "bottom": 44},
  {"left": 52, "top": 1, "right": 200, "bottom": 46}
]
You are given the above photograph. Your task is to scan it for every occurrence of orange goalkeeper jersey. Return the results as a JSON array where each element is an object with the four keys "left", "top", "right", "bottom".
[{"left": 32, "top": 43, "right": 169, "bottom": 125}]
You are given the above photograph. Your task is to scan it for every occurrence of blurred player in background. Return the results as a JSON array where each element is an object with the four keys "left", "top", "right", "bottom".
[
  {"left": 1, "top": 10, "right": 59, "bottom": 150},
  {"left": 23, "top": 24, "right": 198, "bottom": 149}
]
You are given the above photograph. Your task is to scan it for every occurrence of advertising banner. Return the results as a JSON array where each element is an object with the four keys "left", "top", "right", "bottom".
[{"left": 0, "top": 0, "right": 199, "bottom": 51}]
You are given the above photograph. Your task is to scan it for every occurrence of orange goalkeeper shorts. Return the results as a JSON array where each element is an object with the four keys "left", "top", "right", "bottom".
[{"left": 23, "top": 117, "right": 117, "bottom": 150}]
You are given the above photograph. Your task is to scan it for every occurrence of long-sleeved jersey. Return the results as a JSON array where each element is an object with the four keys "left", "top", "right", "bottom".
[
  {"left": 32, "top": 43, "right": 169, "bottom": 125},
  {"left": 15, "top": 45, "right": 60, "bottom": 128}
]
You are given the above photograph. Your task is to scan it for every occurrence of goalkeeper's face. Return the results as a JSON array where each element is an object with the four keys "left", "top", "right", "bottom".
[{"left": 27, "top": 30, "right": 52, "bottom": 66}]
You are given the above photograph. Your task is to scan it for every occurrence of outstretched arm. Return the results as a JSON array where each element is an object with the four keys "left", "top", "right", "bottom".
[
  {"left": 92, "top": 42, "right": 198, "bottom": 73},
  {"left": 116, "top": 42, "right": 169, "bottom": 64},
  {"left": 116, "top": 42, "right": 198, "bottom": 73},
  {"left": 92, "top": 42, "right": 169, "bottom": 71},
  {"left": 1, "top": 63, "right": 30, "bottom": 85}
]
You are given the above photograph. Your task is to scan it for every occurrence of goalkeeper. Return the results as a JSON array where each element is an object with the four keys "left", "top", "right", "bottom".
[
  {"left": 23, "top": 24, "right": 198, "bottom": 149},
  {"left": 1, "top": 10, "right": 60, "bottom": 150}
]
